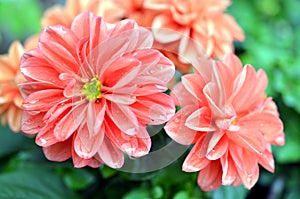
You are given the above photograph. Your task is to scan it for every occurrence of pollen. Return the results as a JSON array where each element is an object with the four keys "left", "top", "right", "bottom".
[
  {"left": 231, "top": 119, "right": 237, "bottom": 125},
  {"left": 81, "top": 77, "right": 102, "bottom": 101}
]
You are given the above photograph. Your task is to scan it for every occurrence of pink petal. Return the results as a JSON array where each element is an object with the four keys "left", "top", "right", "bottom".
[
  {"left": 36, "top": 128, "right": 60, "bottom": 147},
  {"left": 104, "top": 93, "right": 137, "bottom": 105},
  {"left": 197, "top": 161, "right": 222, "bottom": 191},
  {"left": 181, "top": 74, "right": 207, "bottom": 105},
  {"left": 230, "top": 147, "right": 259, "bottom": 189},
  {"left": 182, "top": 136, "right": 210, "bottom": 172},
  {"left": 86, "top": 26, "right": 153, "bottom": 78},
  {"left": 239, "top": 112, "right": 283, "bottom": 143},
  {"left": 22, "top": 89, "right": 65, "bottom": 111},
  {"left": 74, "top": 123, "right": 105, "bottom": 159},
  {"left": 257, "top": 144, "right": 275, "bottom": 173},
  {"left": 39, "top": 41, "right": 79, "bottom": 74},
  {"left": 43, "top": 138, "right": 72, "bottom": 162},
  {"left": 98, "top": 137, "right": 124, "bottom": 168},
  {"left": 39, "top": 25, "right": 78, "bottom": 56},
  {"left": 164, "top": 106, "right": 200, "bottom": 145},
  {"left": 102, "top": 55, "right": 141, "bottom": 87},
  {"left": 104, "top": 118, "right": 151, "bottom": 157},
  {"left": 220, "top": 151, "right": 237, "bottom": 185},
  {"left": 54, "top": 103, "right": 87, "bottom": 141},
  {"left": 206, "top": 134, "right": 228, "bottom": 160},
  {"left": 21, "top": 57, "right": 65, "bottom": 88},
  {"left": 21, "top": 112, "right": 45, "bottom": 134},
  {"left": 170, "top": 82, "right": 198, "bottom": 107},
  {"left": 71, "top": 11, "right": 94, "bottom": 38},
  {"left": 106, "top": 102, "right": 139, "bottom": 135},
  {"left": 130, "top": 49, "right": 175, "bottom": 84},
  {"left": 203, "top": 83, "right": 225, "bottom": 118},
  {"left": 87, "top": 100, "right": 106, "bottom": 136},
  {"left": 72, "top": 147, "right": 103, "bottom": 168},
  {"left": 185, "top": 107, "right": 215, "bottom": 132},
  {"left": 221, "top": 53, "right": 243, "bottom": 78},
  {"left": 109, "top": 19, "right": 138, "bottom": 37},
  {"left": 130, "top": 93, "right": 175, "bottom": 125},
  {"left": 228, "top": 127, "right": 265, "bottom": 155},
  {"left": 231, "top": 65, "right": 267, "bottom": 113}
]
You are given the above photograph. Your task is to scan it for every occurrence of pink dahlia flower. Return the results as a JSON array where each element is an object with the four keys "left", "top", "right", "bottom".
[
  {"left": 144, "top": 0, "right": 245, "bottom": 67},
  {"left": 0, "top": 41, "right": 27, "bottom": 132},
  {"left": 21, "top": 11, "right": 175, "bottom": 168},
  {"left": 165, "top": 54, "right": 284, "bottom": 191}
]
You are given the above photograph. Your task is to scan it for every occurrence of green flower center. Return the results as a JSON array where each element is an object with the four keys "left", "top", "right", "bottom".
[{"left": 81, "top": 77, "right": 102, "bottom": 101}]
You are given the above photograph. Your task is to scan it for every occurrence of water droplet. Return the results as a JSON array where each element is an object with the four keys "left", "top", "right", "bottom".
[
  {"left": 29, "top": 99, "right": 39, "bottom": 104},
  {"left": 174, "top": 118, "right": 180, "bottom": 123},
  {"left": 125, "top": 128, "right": 136, "bottom": 135},
  {"left": 39, "top": 138, "right": 47, "bottom": 146},
  {"left": 247, "top": 174, "right": 253, "bottom": 182}
]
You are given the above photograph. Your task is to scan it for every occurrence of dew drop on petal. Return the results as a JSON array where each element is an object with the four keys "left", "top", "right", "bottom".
[
  {"left": 39, "top": 138, "right": 47, "bottom": 146},
  {"left": 29, "top": 99, "right": 39, "bottom": 104},
  {"left": 125, "top": 128, "right": 136, "bottom": 135}
]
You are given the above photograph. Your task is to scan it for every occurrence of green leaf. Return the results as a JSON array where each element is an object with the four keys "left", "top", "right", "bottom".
[
  {"left": 123, "top": 187, "right": 151, "bottom": 199},
  {"left": 0, "top": 170, "right": 81, "bottom": 199},
  {"left": 64, "top": 168, "right": 96, "bottom": 190},
  {"left": 173, "top": 191, "right": 189, "bottom": 199},
  {"left": 100, "top": 165, "right": 118, "bottom": 179}
]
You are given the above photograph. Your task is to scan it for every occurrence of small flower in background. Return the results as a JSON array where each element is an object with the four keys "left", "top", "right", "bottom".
[
  {"left": 144, "top": 0, "right": 245, "bottom": 73},
  {"left": 21, "top": 11, "right": 175, "bottom": 168},
  {"left": 0, "top": 41, "right": 27, "bottom": 132},
  {"left": 165, "top": 53, "right": 284, "bottom": 191}
]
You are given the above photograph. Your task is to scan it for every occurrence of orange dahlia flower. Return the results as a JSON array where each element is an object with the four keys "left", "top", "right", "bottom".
[
  {"left": 144, "top": 0, "right": 245, "bottom": 68},
  {"left": 0, "top": 41, "right": 27, "bottom": 132},
  {"left": 41, "top": 0, "right": 122, "bottom": 27},
  {"left": 20, "top": 12, "right": 175, "bottom": 168},
  {"left": 165, "top": 54, "right": 284, "bottom": 191}
]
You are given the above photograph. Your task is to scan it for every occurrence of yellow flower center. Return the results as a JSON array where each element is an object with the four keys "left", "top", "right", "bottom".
[{"left": 81, "top": 77, "right": 102, "bottom": 101}]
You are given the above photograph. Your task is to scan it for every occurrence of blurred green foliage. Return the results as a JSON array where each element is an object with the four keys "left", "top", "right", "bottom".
[{"left": 0, "top": 0, "right": 299, "bottom": 198}]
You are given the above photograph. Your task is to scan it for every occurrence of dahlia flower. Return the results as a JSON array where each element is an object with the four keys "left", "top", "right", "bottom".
[
  {"left": 21, "top": 11, "right": 175, "bottom": 168},
  {"left": 0, "top": 41, "right": 27, "bottom": 132},
  {"left": 144, "top": 0, "right": 245, "bottom": 71},
  {"left": 165, "top": 53, "right": 284, "bottom": 191}
]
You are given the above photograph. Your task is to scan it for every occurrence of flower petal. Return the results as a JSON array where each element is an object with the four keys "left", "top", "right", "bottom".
[
  {"left": 104, "top": 118, "right": 151, "bottom": 157},
  {"left": 197, "top": 161, "right": 222, "bottom": 191},
  {"left": 54, "top": 103, "right": 87, "bottom": 141},
  {"left": 131, "top": 93, "right": 175, "bottom": 125},
  {"left": 106, "top": 102, "right": 139, "bottom": 135},
  {"left": 220, "top": 151, "right": 237, "bottom": 185},
  {"left": 185, "top": 107, "right": 215, "bottom": 132},
  {"left": 164, "top": 106, "right": 200, "bottom": 145},
  {"left": 98, "top": 137, "right": 124, "bottom": 168},
  {"left": 43, "top": 138, "right": 72, "bottom": 162},
  {"left": 182, "top": 136, "right": 210, "bottom": 172},
  {"left": 74, "top": 123, "right": 105, "bottom": 159},
  {"left": 22, "top": 89, "right": 65, "bottom": 111}
]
